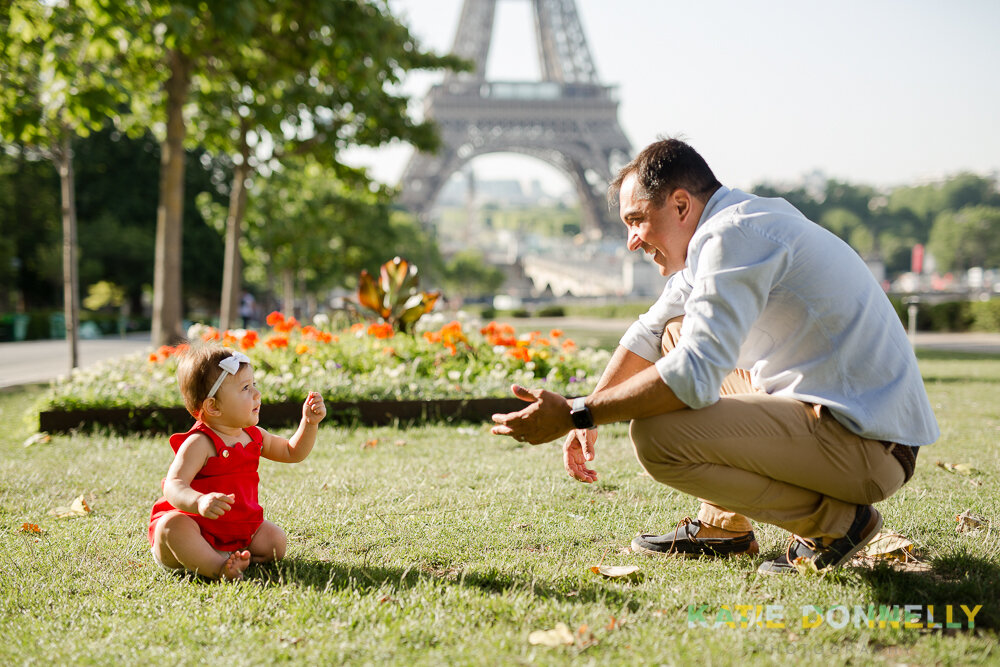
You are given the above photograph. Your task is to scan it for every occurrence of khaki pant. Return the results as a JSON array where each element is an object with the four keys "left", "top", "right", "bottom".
[{"left": 629, "top": 317, "right": 905, "bottom": 539}]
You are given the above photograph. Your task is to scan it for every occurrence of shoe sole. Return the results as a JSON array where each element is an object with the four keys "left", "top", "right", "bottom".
[{"left": 630, "top": 535, "right": 759, "bottom": 558}]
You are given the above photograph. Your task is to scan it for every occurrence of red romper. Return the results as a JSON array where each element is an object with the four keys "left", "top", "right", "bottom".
[{"left": 148, "top": 422, "right": 265, "bottom": 551}]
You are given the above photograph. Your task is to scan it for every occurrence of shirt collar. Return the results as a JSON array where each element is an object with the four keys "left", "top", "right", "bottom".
[{"left": 697, "top": 185, "right": 732, "bottom": 227}]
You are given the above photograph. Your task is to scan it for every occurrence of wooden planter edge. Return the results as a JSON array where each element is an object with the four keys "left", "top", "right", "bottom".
[{"left": 38, "top": 397, "right": 526, "bottom": 434}]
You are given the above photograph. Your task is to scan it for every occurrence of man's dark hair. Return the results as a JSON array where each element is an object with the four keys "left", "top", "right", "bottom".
[{"left": 608, "top": 137, "right": 721, "bottom": 209}]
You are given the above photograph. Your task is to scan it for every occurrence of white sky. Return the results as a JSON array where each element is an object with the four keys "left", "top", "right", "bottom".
[{"left": 344, "top": 0, "right": 1000, "bottom": 195}]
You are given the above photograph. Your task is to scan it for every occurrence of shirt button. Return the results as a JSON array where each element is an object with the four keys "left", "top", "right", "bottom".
[{"left": 222, "top": 450, "right": 230, "bottom": 458}]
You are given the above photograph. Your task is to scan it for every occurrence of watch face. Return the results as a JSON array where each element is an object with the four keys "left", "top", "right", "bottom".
[{"left": 571, "top": 406, "right": 594, "bottom": 430}]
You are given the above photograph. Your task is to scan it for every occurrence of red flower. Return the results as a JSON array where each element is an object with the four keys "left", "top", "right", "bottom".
[{"left": 266, "top": 311, "right": 284, "bottom": 327}]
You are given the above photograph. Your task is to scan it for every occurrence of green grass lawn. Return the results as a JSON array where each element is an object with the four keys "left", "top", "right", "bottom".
[{"left": 2, "top": 351, "right": 999, "bottom": 664}]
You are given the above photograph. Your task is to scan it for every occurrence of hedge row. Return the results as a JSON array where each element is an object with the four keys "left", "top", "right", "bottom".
[{"left": 889, "top": 297, "right": 1000, "bottom": 332}]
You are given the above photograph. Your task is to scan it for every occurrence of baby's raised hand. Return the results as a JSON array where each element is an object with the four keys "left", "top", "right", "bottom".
[
  {"left": 303, "top": 391, "right": 327, "bottom": 425},
  {"left": 198, "top": 492, "right": 235, "bottom": 519}
]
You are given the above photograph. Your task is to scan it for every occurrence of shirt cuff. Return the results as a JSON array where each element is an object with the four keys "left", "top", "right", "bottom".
[
  {"left": 619, "top": 320, "right": 662, "bottom": 363},
  {"left": 654, "top": 348, "right": 717, "bottom": 410}
]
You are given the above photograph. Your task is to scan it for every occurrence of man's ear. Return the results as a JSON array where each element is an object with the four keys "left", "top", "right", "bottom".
[
  {"left": 670, "top": 188, "right": 691, "bottom": 220},
  {"left": 201, "top": 397, "right": 222, "bottom": 417}
]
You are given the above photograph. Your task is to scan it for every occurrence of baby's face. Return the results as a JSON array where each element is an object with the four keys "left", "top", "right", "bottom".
[{"left": 213, "top": 365, "right": 261, "bottom": 427}]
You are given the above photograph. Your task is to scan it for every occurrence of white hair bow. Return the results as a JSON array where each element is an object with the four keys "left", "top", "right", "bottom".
[{"left": 207, "top": 351, "right": 251, "bottom": 398}]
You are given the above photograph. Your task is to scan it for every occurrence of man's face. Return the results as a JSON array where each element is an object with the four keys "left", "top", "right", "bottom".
[{"left": 618, "top": 173, "right": 695, "bottom": 277}]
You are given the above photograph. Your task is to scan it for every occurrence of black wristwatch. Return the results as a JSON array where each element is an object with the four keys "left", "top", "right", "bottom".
[{"left": 570, "top": 396, "right": 595, "bottom": 430}]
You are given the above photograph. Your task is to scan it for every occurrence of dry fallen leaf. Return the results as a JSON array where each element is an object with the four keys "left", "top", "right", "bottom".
[
  {"left": 956, "top": 509, "right": 990, "bottom": 533},
  {"left": 528, "top": 622, "right": 574, "bottom": 647},
  {"left": 864, "top": 532, "right": 916, "bottom": 561},
  {"left": 49, "top": 495, "right": 91, "bottom": 519},
  {"left": 590, "top": 564, "right": 640, "bottom": 579},
  {"left": 936, "top": 461, "right": 977, "bottom": 476},
  {"left": 393, "top": 439, "right": 407, "bottom": 447},
  {"left": 20, "top": 522, "right": 42, "bottom": 534},
  {"left": 23, "top": 432, "right": 51, "bottom": 448},
  {"left": 792, "top": 556, "right": 823, "bottom": 576},
  {"left": 362, "top": 438, "right": 378, "bottom": 449}
]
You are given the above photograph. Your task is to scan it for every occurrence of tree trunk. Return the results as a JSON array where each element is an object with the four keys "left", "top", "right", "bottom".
[
  {"left": 151, "top": 48, "right": 191, "bottom": 346},
  {"left": 219, "top": 118, "right": 251, "bottom": 331},
  {"left": 282, "top": 268, "right": 295, "bottom": 317},
  {"left": 56, "top": 133, "right": 80, "bottom": 373}
]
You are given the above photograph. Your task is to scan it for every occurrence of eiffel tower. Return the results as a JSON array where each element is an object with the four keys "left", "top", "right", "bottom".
[{"left": 398, "top": 0, "right": 632, "bottom": 237}]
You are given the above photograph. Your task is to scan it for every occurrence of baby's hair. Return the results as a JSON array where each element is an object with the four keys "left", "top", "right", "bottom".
[{"left": 176, "top": 345, "right": 251, "bottom": 418}]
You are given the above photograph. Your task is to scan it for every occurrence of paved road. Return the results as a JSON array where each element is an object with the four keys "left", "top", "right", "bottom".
[
  {"left": 2, "top": 323, "right": 1000, "bottom": 390},
  {"left": 0, "top": 334, "right": 152, "bottom": 389}
]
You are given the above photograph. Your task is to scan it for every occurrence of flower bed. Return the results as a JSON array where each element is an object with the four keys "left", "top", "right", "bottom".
[{"left": 36, "top": 313, "right": 611, "bottom": 432}]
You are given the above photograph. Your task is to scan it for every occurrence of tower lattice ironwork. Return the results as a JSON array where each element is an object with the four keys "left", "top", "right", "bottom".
[{"left": 398, "top": 0, "right": 632, "bottom": 237}]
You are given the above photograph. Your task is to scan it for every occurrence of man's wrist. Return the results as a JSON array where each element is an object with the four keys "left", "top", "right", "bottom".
[{"left": 570, "top": 396, "right": 596, "bottom": 430}]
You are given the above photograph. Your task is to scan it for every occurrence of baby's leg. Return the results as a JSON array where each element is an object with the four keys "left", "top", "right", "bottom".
[
  {"left": 152, "top": 512, "right": 250, "bottom": 580},
  {"left": 247, "top": 520, "right": 287, "bottom": 563}
]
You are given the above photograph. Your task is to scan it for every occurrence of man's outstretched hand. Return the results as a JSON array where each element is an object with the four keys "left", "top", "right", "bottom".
[{"left": 490, "top": 384, "right": 575, "bottom": 445}]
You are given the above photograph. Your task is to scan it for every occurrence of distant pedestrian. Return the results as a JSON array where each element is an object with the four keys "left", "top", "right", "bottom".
[
  {"left": 148, "top": 346, "right": 326, "bottom": 579},
  {"left": 240, "top": 291, "right": 257, "bottom": 329}
]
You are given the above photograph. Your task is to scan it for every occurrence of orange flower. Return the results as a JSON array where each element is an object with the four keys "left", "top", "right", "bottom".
[
  {"left": 550, "top": 329, "right": 563, "bottom": 338},
  {"left": 561, "top": 339, "right": 577, "bottom": 351},
  {"left": 423, "top": 330, "right": 442, "bottom": 344},
  {"left": 382, "top": 346, "right": 396, "bottom": 356},
  {"left": 264, "top": 334, "right": 289, "bottom": 349},
  {"left": 274, "top": 316, "right": 299, "bottom": 333},
  {"left": 505, "top": 346, "right": 531, "bottom": 363},
  {"left": 295, "top": 343, "right": 311, "bottom": 355},
  {"left": 367, "top": 322, "right": 394, "bottom": 339},
  {"left": 148, "top": 353, "right": 159, "bottom": 363},
  {"left": 266, "top": 311, "right": 284, "bottom": 327},
  {"left": 201, "top": 327, "right": 221, "bottom": 342},
  {"left": 240, "top": 330, "right": 259, "bottom": 350},
  {"left": 350, "top": 322, "right": 365, "bottom": 334},
  {"left": 221, "top": 331, "right": 238, "bottom": 346}
]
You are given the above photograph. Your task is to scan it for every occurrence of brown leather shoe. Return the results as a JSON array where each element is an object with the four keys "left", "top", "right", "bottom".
[{"left": 631, "top": 517, "right": 759, "bottom": 557}]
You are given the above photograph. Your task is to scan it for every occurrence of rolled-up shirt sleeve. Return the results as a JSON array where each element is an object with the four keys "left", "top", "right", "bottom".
[
  {"left": 653, "top": 223, "right": 790, "bottom": 409},
  {"left": 619, "top": 271, "right": 691, "bottom": 362}
]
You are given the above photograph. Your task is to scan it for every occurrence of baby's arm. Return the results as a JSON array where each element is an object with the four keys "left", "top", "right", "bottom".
[
  {"left": 163, "top": 434, "right": 235, "bottom": 519},
  {"left": 260, "top": 391, "right": 326, "bottom": 463}
]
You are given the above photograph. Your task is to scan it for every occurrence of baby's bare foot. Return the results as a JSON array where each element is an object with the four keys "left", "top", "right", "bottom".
[{"left": 218, "top": 550, "right": 251, "bottom": 580}]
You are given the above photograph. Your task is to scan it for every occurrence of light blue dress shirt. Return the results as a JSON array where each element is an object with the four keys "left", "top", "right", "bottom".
[{"left": 620, "top": 186, "right": 939, "bottom": 447}]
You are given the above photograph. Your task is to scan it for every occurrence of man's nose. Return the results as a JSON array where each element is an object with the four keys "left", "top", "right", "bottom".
[{"left": 627, "top": 228, "right": 642, "bottom": 252}]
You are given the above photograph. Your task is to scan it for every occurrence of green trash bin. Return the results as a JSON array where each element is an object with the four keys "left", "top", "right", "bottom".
[
  {"left": 49, "top": 313, "right": 65, "bottom": 339},
  {"left": 12, "top": 314, "right": 29, "bottom": 341}
]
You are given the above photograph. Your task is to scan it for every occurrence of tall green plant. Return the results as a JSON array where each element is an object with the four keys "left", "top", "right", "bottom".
[{"left": 356, "top": 257, "right": 440, "bottom": 333}]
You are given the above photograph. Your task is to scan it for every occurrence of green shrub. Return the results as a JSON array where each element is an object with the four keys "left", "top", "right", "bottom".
[
  {"left": 968, "top": 298, "right": 1000, "bottom": 332},
  {"left": 535, "top": 305, "right": 565, "bottom": 317}
]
